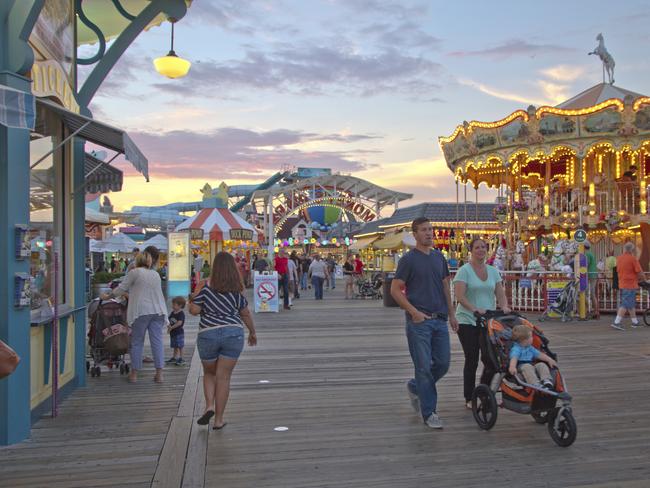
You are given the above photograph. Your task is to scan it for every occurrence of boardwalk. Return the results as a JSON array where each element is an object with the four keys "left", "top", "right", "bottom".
[{"left": 2, "top": 286, "right": 650, "bottom": 487}]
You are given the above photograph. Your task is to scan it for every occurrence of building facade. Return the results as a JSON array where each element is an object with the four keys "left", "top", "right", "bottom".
[{"left": 0, "top": 0, "right": 189, "bottom": 446}]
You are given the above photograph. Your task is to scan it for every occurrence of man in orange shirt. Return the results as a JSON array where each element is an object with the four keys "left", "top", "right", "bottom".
[{"left": 612, "top": 242, "right": 645, "bottom": 330}]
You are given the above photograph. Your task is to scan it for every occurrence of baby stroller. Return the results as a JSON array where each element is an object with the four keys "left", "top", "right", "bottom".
[
  {"left": 472, "top": 310, "right": 576, "bottom": 447},
  {"left": 354, "top": 273, "right": 383, "bottom": 299},
  {"left": 87, "top": 298, "right": 131, "bottom": 377},
  {"left": 540, "top": 280, "right": 577, "bottom": 322}
]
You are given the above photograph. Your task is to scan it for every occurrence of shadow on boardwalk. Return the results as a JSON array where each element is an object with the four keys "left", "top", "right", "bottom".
[{"left": 2, "top": 287, "right": 650, "bottom": 487}]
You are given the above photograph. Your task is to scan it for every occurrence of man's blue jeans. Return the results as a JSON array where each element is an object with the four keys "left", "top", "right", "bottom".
[
  {"left": 405, "top": 318, "right": 451, "bottom": 421},
  {"left": 312, "top": 276, "right": 324, "bottom": 299},
  {"left": 300, "top": 272, "right": 308, "bottom": 290}
]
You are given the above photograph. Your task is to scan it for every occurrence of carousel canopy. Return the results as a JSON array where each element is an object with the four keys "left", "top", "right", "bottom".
[
  {"left": 175, "top": 208, "right": 259, "bottom": 242},
  {"left": 439, "top": 82, "right": 650, "bottom": 189},
  {"left": 557, "top": 83, "right": 645, "bottom": 110}
]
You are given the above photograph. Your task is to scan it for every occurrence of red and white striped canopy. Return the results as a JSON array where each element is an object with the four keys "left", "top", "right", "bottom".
[{"left": 175, "top": 208, "right": 259, "bottom": 242}]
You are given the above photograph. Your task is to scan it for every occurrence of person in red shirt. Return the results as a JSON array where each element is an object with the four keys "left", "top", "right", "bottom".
[
  {"left": 612, "top": 241, "right": 645, "bottom": 330},
  {"left": 354, "top": 254, "right": 364, "bottom": 277},
  {"left": 274, "top": 249, "right": 290, "bottom": 310}
]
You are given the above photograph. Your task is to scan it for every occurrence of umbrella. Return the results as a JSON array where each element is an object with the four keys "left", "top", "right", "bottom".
[{"left": 142, "top": 234, "right": 168, "bottom": 251}]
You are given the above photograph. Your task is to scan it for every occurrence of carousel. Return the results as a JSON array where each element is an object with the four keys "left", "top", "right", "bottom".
[{"left": 439, "top": 36, "right": 650, "bottom": 271}]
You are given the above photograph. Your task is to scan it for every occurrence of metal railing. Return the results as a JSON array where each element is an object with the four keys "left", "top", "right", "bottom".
[{"left": 448, "top": 270, "right": 650, "bottom": 315}]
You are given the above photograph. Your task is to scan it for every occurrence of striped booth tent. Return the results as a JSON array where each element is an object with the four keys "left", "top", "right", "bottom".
[{"left": 175, "top": 208, "right": 260, "bottom": 242}]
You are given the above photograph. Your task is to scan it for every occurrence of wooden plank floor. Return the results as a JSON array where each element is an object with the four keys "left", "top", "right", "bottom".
[
  {"left": 0, "top": 318, "right": 200, "bottom": 488},
  {"left": 2, "top": 285, "right": 650, "bottom": 487},
  {"left": 202, "top": 286, "right": 650, "bottom": 488}
]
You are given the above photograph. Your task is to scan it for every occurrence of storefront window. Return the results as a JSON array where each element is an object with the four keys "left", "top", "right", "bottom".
[{"left": 29, "top": 129, "right": 66, "bottom": 311}]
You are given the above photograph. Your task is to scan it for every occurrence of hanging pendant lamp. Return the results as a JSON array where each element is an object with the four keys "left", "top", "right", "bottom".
[{"left": 153, "top": 18, "right": 191, "bottom": 79}]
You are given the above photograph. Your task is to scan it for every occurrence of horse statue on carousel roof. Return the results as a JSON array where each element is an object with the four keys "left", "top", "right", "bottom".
[{"left": 588, "top": 33, "right": 615, "bottom": 85}]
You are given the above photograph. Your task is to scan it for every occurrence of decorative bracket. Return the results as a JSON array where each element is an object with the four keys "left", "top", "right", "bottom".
[{"left": 76, "top": 0, "right": 187, "bottom": 108}]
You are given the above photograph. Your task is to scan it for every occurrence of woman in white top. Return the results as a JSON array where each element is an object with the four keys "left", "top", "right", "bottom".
[{"left": 102, "top": 246, "right": 168, "bottom": 383}]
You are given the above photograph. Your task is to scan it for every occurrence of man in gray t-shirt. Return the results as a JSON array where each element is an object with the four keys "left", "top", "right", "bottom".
[{"left": 391, "top": 218, "right": 458, "bottom": 430}]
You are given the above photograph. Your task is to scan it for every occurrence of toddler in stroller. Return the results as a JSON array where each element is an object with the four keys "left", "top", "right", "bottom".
[
  {"left": 471, "top": 310, "right": 577, "bottom": 447},
  {"left": 508, "top": 324, "right": 557, "bottom": 389}
]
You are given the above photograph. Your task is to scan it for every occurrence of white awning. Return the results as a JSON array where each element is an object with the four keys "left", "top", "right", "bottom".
[
  {"left": 36, "top": 98, "right": 148, "bottom": 180},
  {"left": 0, "top": 85, "right": 35, "bottom": 130}
]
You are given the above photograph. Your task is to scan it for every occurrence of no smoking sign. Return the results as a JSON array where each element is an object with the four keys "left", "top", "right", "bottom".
[{"left": 257, "top": 282, "right": 276, "bottom": 301}]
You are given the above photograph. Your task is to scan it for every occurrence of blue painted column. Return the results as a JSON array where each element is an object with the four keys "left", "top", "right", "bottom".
[
  {"left": 0, "top": 75, "right": 33, "bottom": 445},
  {"left": 0, "top": 0, "right": 44, "bottom": 446},
  {"left": 72, "top": 138, "right": 87, "bottom": 388},
  {"left": 72, "top": 107, "right": 93, "bottom": 386}
]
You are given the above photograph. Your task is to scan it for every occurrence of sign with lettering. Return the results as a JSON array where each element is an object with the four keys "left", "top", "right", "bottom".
[
  {"left": 229, "top": 228, "right": 254, "bottom": 241},
  {"left": 189, "top": 228, "right": 204, "bottom": 240},
  {"left": 573, "top": 229, "right": 587, "bottom": 243}
]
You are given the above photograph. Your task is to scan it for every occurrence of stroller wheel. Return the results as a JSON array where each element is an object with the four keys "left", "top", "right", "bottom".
[
  {"left": 471, "top": 384, "right": 498, "bottom": 430},
  {"left": 548, "top": 407, "right": 577, "bottom": 447},
  {"left": 531, "top": 411, "right": 549, "bottom": 424}
]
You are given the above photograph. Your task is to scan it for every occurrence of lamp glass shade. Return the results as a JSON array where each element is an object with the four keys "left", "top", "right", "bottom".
[{"left": 153, "top": 52, "right": 191, "bottom": 79}]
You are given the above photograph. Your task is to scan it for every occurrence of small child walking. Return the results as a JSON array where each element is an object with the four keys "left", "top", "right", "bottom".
[
  {"left": 509, "top": 324, "right": 557, "bottom": 388},
  {"left": 167, "top": 296, "right": 186, "bottom": 365}
]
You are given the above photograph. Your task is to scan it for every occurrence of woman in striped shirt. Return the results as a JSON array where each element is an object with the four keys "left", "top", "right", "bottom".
[{"left": 189, "top": 252, "right": 257, "bottom": 430}]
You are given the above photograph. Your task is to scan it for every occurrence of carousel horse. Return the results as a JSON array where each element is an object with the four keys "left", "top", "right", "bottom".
[{"left": 588, "top": 33, "right": 615, "bottom": 84}]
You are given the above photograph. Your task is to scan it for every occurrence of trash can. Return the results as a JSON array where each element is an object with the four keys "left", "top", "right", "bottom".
[{"left": 383, "top": 272, "right": 399, "bottom": 307}]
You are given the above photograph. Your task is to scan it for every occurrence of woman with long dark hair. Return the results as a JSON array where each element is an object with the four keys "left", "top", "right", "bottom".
[
  {"left": 102, "top": 246, "right": 167, "bottom": 383},
  {"left": 189, "top": 252, "right": 257, "bottom": 429},
  {"left": 453, "top": 238, "right": 510, "bottom": 409}
]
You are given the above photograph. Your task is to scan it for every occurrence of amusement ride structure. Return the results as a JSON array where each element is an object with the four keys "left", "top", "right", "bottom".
[{"left": 439, "top": 34, "right": 650, "bottom": 268}]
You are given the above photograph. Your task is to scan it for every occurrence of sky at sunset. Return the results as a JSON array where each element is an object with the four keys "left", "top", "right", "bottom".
[{"left": 79, "top": 0, "right": 650, "bottom": 213}]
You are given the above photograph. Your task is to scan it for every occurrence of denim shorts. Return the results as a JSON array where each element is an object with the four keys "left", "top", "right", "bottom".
[
  {"left": 170, "top": 333, "right": 185, "bottom": 349},
  {"left": 196, "top": 326, "right": 244, "bottom": 361},
  {"left": 620, "top": 288, "right": 637, "bottom": 309}
]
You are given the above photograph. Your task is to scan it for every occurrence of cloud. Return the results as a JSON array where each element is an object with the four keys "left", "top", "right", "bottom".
[
  {"left": 536, "top": 80, "right": 571, "bottom": 105},
  {"left": 459, "top": 78, "right": 550, "bottom": 106},
  {"left": 540, "top": 64, "right": 586, "bottom": 82},
  {"left": 186, "top": 0, "right": 301, "bottom": 36},
  {"left": 151, "top": 45, "right": 443, "bottom": 100},
  {"left": 336, "top": 0, "right": 429, "bottom": 20},
  {"left": 116, "top": 127, "right": 383, "bottom": 179},
  {"left": 361, "top": 21, "right": 442, "bottom": 49},
  {"left": 449, "top": 39, "right": 575, "bottom": 60}
]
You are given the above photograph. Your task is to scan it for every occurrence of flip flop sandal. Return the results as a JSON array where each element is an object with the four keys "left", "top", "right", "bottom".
[
  {"left": 197, "top": 411, "right": 214, "bottom": 425},
  {"left": 212, "top": 422, "right": 227, "bottom": 430}
]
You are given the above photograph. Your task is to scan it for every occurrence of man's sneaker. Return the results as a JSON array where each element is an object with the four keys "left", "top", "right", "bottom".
[
  {"left": 631, "top": 321, "right": 642, "bottom": 328},
  {"left": 166, "top": 357, "right": 177, "bottom": 364},
  {"left": 425, "top": 413, "right": 443, "bottom": 429},
  {"left": 406, "top": 384, "right": 420, "bottom": 414},
  {"left": 610, "top": 323, "right": 625, "bottom": 331},
  {"left": 175, "top": 358, "right": 186, "bottom": 365}
]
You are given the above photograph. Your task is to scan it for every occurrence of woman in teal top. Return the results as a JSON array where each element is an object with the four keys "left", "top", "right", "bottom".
[{"left": 453, "top": 238, "right": 510, "bottom": 408}]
